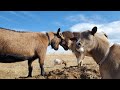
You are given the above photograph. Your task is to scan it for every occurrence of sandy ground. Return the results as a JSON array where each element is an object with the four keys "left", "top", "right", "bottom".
[{"left": 0, "top": 54, "right": 101, "bottom": 79}]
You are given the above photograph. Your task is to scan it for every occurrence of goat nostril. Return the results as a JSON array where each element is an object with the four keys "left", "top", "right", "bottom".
[{"left": 78, "top": 43, "right": 81, "bottom": 46}]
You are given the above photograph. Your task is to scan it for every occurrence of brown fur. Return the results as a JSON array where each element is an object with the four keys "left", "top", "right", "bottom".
[
  {"left": 76, "top": 26, "right": 120, "bottom": 79},
  {"left": 0, "top": 28, "right": 61, "bottom": 77},
  {"left": 58, "top": 29, "right": 108, "bottom": 67},
  {"left": 99, "top": 44, "right": 120, "bottom": 79},
  {"left": 59, "top": 31, "right": 82, "bottom": 66}
]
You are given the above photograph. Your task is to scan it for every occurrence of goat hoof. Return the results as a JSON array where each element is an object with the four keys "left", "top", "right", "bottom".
[
  {"left": 78, "top": 63, "right": 82, "bottom": 68},
  {"left": 41, "top": 72, "right": 47, "bottom": 76},
  {"left": 27, "top": 75, "right": 32, "bottom": 77},
  {"left": 77, "top": 64, "right": 81, "bottom": 68}
]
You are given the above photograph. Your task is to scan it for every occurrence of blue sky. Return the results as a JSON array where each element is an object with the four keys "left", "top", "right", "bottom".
[
  {"left": 1, "top": 11, "right": 120, "bottom": 32},
  {"left": 0, "top": 11, "right": 120, "bottom": 54}
]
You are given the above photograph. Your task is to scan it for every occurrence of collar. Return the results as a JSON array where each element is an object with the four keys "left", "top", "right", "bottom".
[
  {"left": 46, "top": 33, "right": 51, "bottom": 46},
  {"left": 98, "top": 48, "right": 110, "bottom": 66}
]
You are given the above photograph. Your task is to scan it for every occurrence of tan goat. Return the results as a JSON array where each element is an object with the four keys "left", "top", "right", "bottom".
[{"left": 0, "top": 27, "right": 62, "bottom": 77}]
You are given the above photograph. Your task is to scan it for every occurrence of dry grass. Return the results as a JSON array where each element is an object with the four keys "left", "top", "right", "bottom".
[{"left": 0, "top": 53, "right": 100, "bottom": 79}]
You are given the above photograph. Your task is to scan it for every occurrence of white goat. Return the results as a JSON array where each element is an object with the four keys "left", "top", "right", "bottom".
[{"left": 54, "top": 59, "right": 67, "bottom": 66}]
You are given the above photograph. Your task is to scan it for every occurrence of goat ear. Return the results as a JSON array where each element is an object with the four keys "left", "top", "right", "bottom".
[
  {"left": 91, "top": 26, "right": 97, "bottom": 35},
  {"left": 56, "top": 28, "right": 65, "bottom": 39},
  {"left": 57, "top": 28, "right": 60, "bottom": 35},
  {"left": 104, "top": 33, "right": 108, "bottom": 38}
]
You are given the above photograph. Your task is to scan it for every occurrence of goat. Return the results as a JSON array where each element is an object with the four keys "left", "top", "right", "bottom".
[{"left": 0, "top": 27, "right": 62, "bottom": 77}]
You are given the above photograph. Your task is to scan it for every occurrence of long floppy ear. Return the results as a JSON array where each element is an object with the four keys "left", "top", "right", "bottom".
[
  {"left": 57, "top": 28, "right": 60, "bottom": 35},
  {"left": 91, "top": 26, "right": 97, "bottom": 35}
]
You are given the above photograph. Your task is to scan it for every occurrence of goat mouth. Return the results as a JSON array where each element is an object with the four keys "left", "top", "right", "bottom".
[
  {"left": 62, "top": 46, "right": 69, "bottom": 50},
  {"left": 51, "top": 44, "right": 54, "bottom": 49},
  {"left": 64, "top": 48, "right": 69, "bottom": 50},
  {"left": 51, "top": 46, "right": 58, "bottom": 50},
  {"left": 54, "top": 48, "right": 58, "bottom": 50}
]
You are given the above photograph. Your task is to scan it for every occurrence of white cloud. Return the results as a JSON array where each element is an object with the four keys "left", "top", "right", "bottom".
[
  {"left": 53, "top": 22, "right": 63, "bottom": 27},
  {"left": 66, "top": 14, "right": 88, "bottom": 22},
  {"left": 70, "top": 23, "right": 102, "bottom": 32},
  {"left": 9, "top": 11, "right": 27, "bottom": 19},
  {"left": 70, "top": 20, "right": 120, "bottom": 44},
  {"left": 20, "top": 11, "right": 41, "bottom": 23},
  {"left": 66, "top": 14, "right": 106, "bottom": 24},
  {"left": 54, "top": 22, "right": 61, "bottom": 26},
  {"left": 0, "top": 15, "right": 20, "bottom": 24}
]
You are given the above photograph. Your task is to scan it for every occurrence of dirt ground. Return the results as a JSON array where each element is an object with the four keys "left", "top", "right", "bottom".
[{"left": 0, "top": 53, "right": 101, "bottom": 79}]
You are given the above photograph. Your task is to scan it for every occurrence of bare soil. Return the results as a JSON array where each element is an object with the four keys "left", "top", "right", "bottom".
[{"left": 0, "top": 54, "right": 101, "bottom": 79}]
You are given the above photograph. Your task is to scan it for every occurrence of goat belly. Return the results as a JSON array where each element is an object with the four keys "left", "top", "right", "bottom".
[{"left": 0, "top": 54, "right": 37, "bottom": 63}]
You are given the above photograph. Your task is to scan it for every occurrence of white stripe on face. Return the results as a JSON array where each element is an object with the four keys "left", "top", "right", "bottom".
[
  {"left": 80, "top": 47, "right": 84, "bottom": 52},
  {"left": 76, "top": 47, "right": 84, "bottom": 53},
  {"left": 76, "top": 38, "right": 84, "bottom": 53},
  {"left": 77, "top": 39, "right": 81, "bottom": 44}
]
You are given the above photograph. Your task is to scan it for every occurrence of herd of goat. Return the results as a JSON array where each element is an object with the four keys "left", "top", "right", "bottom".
[{"left": 0, "top": 26, "right": 119, "bottom": 79}]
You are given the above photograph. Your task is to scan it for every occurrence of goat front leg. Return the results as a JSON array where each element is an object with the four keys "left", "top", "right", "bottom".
[
  {"left": 77, "top": 53, "right": 85, "bottom": 67},
  {"left": 27, "top": 59, "right": 34, "bottom": 77},
  {"left": 77, "top": 58, "right": 83, "bottom": 67}
]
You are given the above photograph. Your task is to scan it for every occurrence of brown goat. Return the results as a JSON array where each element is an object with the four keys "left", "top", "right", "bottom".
[
  {"left": 0, "top": 27, "right": 61, "bottom": 77},
  {"left": 59, "top": 31, "right": 84, "bottom": 66},
  {"left": 58, "top": 28, "right": 108, "bottom": 67}
]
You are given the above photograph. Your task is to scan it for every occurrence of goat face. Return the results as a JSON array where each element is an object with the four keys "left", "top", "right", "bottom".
[
  {"left": 59, "top": 38, "right": 69, "bottom": 50},
  {"left": 51, "top": 35, "right": 61, "bottom": 50}
]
